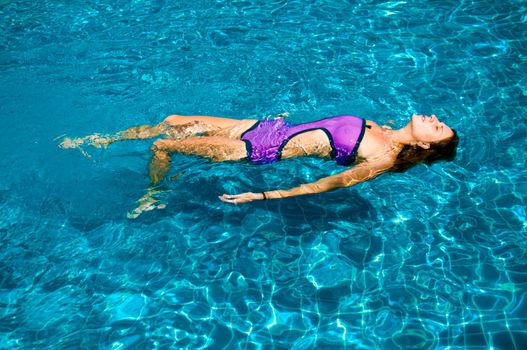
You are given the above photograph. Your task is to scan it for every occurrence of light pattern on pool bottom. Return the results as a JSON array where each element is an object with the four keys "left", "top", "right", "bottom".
[{"left": 2, "top": 176, "right": 526, "bottom": 349}]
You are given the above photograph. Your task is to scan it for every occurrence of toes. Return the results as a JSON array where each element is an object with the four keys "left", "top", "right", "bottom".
[
  {"left": 59, "top": 138, "right": 76, "bottom": 149},
  {"left": 127, "top": 210, "right": 140, "bottom": 219}
]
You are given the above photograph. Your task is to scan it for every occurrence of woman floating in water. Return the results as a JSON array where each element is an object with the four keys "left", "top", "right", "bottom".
[{"left": 60, "top": 113, "right": 459, "bottom": 218}]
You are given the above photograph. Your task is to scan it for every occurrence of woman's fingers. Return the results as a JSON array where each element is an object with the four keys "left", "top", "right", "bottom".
[
  {"left": 219, "top": 194, "right": 242, "bottom": 204},
  {"left": 219, "top": 193, "right": 253, "bottom": 204}
]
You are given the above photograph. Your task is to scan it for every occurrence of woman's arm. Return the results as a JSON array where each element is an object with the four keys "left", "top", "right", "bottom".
[{"left": 219, "top": 161, "right": 391, "bottom": 204}]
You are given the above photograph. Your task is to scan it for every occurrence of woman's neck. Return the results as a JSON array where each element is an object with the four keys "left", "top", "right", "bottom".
[{"left": 390, "top": 125, "right": 415, "bottom": 146}]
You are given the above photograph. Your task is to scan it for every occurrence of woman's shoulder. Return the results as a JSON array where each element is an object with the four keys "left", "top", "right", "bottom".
[
  {"left": 364, "top": 119, "right": 393, "bottom": 131},
  {"left": 357, "top": 121, "right": 397, "bottom": 165}
]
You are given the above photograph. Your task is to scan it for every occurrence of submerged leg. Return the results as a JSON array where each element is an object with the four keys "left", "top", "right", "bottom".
[
  {"left": 59, "top": 121, "right": 209, "bottom": 150},
  {"left": 126, "top": 140, "right": 178, "bottom": 219},
  {"left": 127, "top": 136, "right": 247, "bottom": 219},
  {"left": 148, "top": 140, "right": 173, "bottom": 186}
]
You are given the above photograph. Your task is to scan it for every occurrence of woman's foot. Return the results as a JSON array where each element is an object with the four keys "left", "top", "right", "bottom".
[
  {"left": 59, "top": 136, "right": 86, "bottom": 149},
  {"left": 59, "top": 134, "right": 115, "bottom": 149},
  {"left": 127, "top": 188, "right": 167, "bottom": 219}
]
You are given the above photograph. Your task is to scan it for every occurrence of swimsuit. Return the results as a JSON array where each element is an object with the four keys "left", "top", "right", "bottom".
[{"left": 240, "top": 115, "right": 369, "bottom": 166}]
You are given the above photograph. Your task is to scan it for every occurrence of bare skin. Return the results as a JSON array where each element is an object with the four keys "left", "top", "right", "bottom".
[{"left": 60, "top": 113, "right": 454, "bottom": 217}]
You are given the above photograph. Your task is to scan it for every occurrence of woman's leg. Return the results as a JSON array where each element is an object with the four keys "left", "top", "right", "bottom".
[
  {"left": 163, "top": 115, "right": 257, "bottom": 139},
  {"left": 59, "top": 114, "right": 256, "bottom": 149},
  {"left": 148, "top": 136, "right": 247, "bottom": 185},
  {"left": 59, "top": 123, "right": 167, "bottom": 149},
  {"left": 128, "top": 136, "right": 248, "bottom": 218},
  {"left": 114, "top": 114, "right": 250, "bottom": 145}
]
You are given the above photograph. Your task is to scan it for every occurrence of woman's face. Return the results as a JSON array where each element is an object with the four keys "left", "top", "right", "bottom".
[{"left": 410, "top": 114, "right": 454, "bottom": 144}]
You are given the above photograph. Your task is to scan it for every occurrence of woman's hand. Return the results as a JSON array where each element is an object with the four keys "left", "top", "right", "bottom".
[{"left": 219, "top": 192, "right": 263, "bottom": 204}]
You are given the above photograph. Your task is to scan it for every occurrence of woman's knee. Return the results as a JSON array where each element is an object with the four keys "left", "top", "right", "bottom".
[
  {"left": 163, "top": 115, "right": 240, "bottom": 130},
  {"left": 163, "top": 115, "right": 183, "bottom": 124},
  {"left": 151, "top": 139, "right": 172, "bottom": 152},
  {"left": 164, "top": 114, "right": 208, "bottom": 124}
]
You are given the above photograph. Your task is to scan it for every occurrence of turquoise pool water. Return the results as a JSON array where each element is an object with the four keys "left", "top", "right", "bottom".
[{"left": 1, "top": 0, "right": 526, "bottom": 348}]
